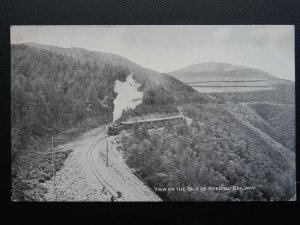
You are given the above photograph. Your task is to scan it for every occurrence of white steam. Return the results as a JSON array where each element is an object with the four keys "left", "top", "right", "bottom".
[{"left": 113, "top": 73, "right": 143, "bottom": 122}]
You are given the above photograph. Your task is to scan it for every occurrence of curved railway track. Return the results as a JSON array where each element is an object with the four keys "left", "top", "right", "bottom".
[{"left": 86, "top": 135, "right": 124, "bottom": 201}]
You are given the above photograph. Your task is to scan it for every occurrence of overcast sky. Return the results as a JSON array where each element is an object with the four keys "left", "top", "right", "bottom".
[{"left": 11, "top": 25, "right": 295, "bottom": 81}]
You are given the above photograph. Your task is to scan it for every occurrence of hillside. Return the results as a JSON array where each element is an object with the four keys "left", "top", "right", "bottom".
[
  {"left": 119, "top": 62, "right": 295, "bottom": 201},
  {"left": 24, "top": 42, "right": 160, "bottom": 77},
  {"left": 22, "top": 42, "right": 211, "bottom": 105},
  {"left": 169, "top": 62, "right": 284, "bottom": 93},
  {"left": 11, "top": 43, "right": 211, "bottom": 201},
  {"left": 245, "top": 102, "right": 295, "bottom": 151},
  {"left": 168, "top": 61, "right": 295, "bottom": 152},
  {"left": 119, "top": 103, "right": 295, "bottom": 201},
  {"left": 11, "top": 43, "right": 209, "bottom": 145}
]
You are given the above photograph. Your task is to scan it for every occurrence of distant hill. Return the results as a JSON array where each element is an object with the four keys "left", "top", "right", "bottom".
[
  {"left": 168, "top": 62, "right": 289, "bottom": 93},
  {"left": 172, "top": 62, "right": 295, "bottom": 152},
  {"left": 170, "top": 62, "right": 245, "bottom": 74},
  {"left": 169, "top": 62, "right": 277, "bottom": 80}
]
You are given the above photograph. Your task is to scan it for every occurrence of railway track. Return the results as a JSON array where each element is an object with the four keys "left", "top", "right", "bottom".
[{"left": 86, "top": 135, "right": 124, "bottom": 201}]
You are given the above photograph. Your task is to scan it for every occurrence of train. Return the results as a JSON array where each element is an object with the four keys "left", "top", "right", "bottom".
[{"left": 107, "top": 116, "right": 184, "bottom": 135}]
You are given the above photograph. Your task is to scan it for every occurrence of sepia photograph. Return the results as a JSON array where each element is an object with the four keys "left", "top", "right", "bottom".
[{"left": 11, "top": 25, "right": 296, "bottom": 202}]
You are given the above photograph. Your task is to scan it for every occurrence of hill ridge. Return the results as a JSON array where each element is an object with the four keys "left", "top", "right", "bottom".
[{"left": 169, "top": 61, "right": 277, "bottom": 79}]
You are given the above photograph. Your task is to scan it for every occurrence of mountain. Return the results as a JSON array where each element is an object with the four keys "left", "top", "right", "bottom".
[
  {"left": 22, "top": 42, "right": 210, "bottom": 103},
  {"left": 24, "top": 42, "right": 160, "bottom": 80},
  {"left": 168, "top": 62, "right": 291, "bottom": 93},
  {"left": 169, "top": 62, "right": 277, "bottom": 81},
  {"left": 25, "top": 42, "right": 150, "bottom": 68},
  {"left": 170, "top": 62, "right": 246, "bottom": 74}
]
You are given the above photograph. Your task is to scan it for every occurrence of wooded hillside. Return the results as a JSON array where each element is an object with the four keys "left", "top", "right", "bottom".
[
  {"left": 11, "top": 44, "right": 211, "bottom": 200},
  {"left": 120, "top": 103, "right": 295, "bottom": 201}
]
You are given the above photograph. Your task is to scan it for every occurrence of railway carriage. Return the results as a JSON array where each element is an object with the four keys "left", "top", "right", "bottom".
[{"left": 107, "top": 116, "right": 184, "bottom": 135}]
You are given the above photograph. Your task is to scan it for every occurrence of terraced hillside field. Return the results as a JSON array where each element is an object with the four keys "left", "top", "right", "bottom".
[{"left": 169, "top": 62, "right": 288, "bottom": 93}]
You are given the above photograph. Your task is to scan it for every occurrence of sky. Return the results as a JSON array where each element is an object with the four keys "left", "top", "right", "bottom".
[{"left": 11, "top": 25, "right": 295, "bottom": 81}]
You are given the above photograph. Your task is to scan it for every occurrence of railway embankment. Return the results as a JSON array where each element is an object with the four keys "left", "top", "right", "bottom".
[
  {"left": 44, "top": 126, "right": 111, "bottom": 201},
  {"left": 44, "top": 126, "right": 161, "bottom": 201}
]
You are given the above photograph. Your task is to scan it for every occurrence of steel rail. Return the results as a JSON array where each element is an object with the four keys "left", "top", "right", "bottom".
[{"left": 86, "top": 135, "right": 124, "bottom": 201}]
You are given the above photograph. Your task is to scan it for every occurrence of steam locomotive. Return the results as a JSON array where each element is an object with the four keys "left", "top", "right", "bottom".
[{"left": 107, "top": 116, "right": 184, "bottom": 135}]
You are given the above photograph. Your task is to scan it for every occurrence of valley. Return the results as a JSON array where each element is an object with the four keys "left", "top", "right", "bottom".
[{"left": 11, "top": 43, "right": 295, "bottom": 201}]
